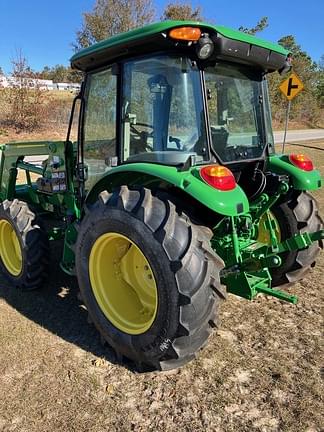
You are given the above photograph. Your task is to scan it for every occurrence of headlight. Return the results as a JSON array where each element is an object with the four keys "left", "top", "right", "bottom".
[{"left": 196, "top": 35, "right": 214, "bottom": 59}]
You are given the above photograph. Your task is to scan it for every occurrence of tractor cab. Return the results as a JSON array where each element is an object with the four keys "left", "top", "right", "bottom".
[
  {"left": 70, "top": 21, "right": 291, "bottom": 192},
  {"left": 120, "top": 56, "right": 271, "bottom": 165}
]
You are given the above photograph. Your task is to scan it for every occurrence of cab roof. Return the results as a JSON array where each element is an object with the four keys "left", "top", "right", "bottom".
[{"left": 71, "top": 20, "right": 289, "bottom": 72}]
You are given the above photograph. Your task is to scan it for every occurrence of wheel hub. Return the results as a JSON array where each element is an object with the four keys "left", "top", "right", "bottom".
[
  {"left": 89, "top": 232, "right": 158, "bottom": 335},
  {"left": 257, "top": 211, "right": 281, "bottom": 245},
  {"left": 0, "top": 219, "right": 22, "bottom": 276}
]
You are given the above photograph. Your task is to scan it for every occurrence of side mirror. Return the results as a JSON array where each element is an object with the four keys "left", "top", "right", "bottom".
[{"left": 279, "top": 55, "right": 292, "bottom": 75}]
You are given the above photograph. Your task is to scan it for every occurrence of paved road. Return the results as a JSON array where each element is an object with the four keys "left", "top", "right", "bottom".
[{"left": 274, "top": 129, "right": 324, "bottom": 144}]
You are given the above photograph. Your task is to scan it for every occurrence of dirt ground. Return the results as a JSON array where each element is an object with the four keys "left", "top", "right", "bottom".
[{"left": 0, "top": 139, "right": 323, "bottom": 432}]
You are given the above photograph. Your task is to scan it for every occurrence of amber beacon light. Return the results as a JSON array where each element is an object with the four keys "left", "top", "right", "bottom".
[{"left": 169, "top": 27, "right": 202, "bottom": 41}]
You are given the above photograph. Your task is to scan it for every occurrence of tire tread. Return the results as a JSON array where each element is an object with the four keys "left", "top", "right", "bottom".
[
  {"left": 77, "top": 186, "right": 226, "bottom": 371},
  {"left": 0, "top": 199, "right": 49, "bottom": 290}
]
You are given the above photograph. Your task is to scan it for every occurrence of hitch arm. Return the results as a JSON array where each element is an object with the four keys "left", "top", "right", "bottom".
[
  {"left": 222, "top": 229, "right": 323, "bottom": 305},
  {"left": 249, "top": 229, "right": 324, "bottom": 258},
  {"left": 275, "top": 229, "right": 324, "bottom": 253}
]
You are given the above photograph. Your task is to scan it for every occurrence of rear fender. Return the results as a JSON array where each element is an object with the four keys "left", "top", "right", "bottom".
[
  {"left": 85, "top": 163, "right": 249, "bottom": 217},
  {"left": 268, "top": 155, "right": 322, "bottom": 190}
]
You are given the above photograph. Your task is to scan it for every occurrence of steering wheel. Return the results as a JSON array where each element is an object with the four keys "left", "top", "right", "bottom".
[{"left": 182, "top": 132, "right": 199, "bottom": 152}]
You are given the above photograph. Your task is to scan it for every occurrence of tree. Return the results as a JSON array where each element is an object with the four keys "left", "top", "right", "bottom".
[
  {"left": 39, "top": 65, "right": 83, "bottom": 83},
  {"left": 268, "top": 35, "right": 320, "bottom": 127},
  {"left": 277, "top": 36, "right": 316, "bottom": 86},
  {"left": 74, "top": 0, "right": 156, "bottom": 50},
  {"left": 239, "top": 16, "right": 268, "bottom": 35},
  {"left": 39, "top": 66, "right": 51, "bottom": 80},
  {"left": 0, "top": 66, "right": 4, "bottom": 76},
  {"left": 319, "top": 55, "right": 324, "bottom": 70},
  {"left": 315, "top": 54, "right": 324, "bottom": 108},
  {"left": 4, "top": 51, "right": 48, "bottom": 131},
  {"left": 162, "top": 2, "right": 203, "bottom": 21},
  {"left": 277, "top": 35, "right": 312, "bottom": 61},
  {"left": 48, "top": 65, "right": 68, "bottom": 82}
]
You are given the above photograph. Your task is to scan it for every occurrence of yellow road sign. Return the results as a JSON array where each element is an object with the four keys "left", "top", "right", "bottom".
[{"left": 279, "top": 73, "right": 304, "bottom": 100}]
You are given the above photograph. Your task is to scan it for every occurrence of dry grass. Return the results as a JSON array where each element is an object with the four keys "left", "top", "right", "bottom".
[
  {"left": 0, "top": 122, "right": 78, "bottom": 150},
  {"left": 0, "top": 139, "right": 323, "bottom": 432},
  {"left": 0, "top": 89, "right": 76, "bottom": 144}
]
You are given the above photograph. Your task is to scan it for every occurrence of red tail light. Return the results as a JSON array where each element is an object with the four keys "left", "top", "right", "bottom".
[
  {"left": 289, "top": 154, "right": 314, "bottom": 171},
  {"left": 200, "top": 165, "right": 236, "bottom": 191}
]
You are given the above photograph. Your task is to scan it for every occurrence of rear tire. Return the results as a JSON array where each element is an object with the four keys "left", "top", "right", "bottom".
[
  {"left": 0, "top": 199, "right": 49, "bottom": 290},
  {"left": 269, "top": 191, "right": 323, "bottom": 286},
  {"left": 75, "top": 187, "right": 226, "bottom": 371}
]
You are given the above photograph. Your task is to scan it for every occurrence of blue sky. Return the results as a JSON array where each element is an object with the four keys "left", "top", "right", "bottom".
[{"left": 0, "top": 0, "right": 323, "bottom": 73}]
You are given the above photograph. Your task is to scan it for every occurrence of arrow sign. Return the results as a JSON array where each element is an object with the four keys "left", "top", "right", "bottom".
[
  {"left": 279, "top": 73, "right": 305, "bottom": 152},
  {"left": 279, "top": 73, "right": 304, "bottom": 100}
]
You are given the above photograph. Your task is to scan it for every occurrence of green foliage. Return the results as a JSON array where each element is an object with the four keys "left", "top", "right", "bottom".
[
  {"left": 2, "top": 53, "right": 49, "bottom": 131},
  {"left": 269, "top": 35, "right": 322, "bottom": 127},
  {"left": 39, "top": 65, "right": 83, "bottom": 83},
  {"left": 315, "top": 55, "right": 324, "bottom": 108},
  {"left": 161, "top": 2, "right": 203, "bottom": 21},
  {"left": 238, "top": 17, "right": 268, "bottom": 35},
  {"left": 74, "top": 0, "right": 156, "bottom": 50}
]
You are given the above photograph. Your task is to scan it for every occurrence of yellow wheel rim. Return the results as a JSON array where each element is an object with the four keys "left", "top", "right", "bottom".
[
  {"left": 89, "top": 232, "right": 158, "bottom": 335},
  {"left": 0, "top": 219, "right": 22, "bottom": 276},
  {"left": 257, "top": 211, "right": 281, "bottom": 245}
]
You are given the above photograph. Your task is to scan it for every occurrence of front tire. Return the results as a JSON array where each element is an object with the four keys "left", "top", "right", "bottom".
[
  {"left": 0, "top": 199, "right": 49, "bottom": 290},
  {"left": 75, "top": 187, "right": 226, "bottom": 371}
]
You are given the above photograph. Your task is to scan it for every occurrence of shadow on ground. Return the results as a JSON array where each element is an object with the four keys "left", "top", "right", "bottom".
[{"left": 0, "top": 240, "right": 121, "bottom": 366}]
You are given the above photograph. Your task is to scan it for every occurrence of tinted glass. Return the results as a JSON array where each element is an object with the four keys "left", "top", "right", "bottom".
[
  {"left": 122, "top": 56, "right": 209, "bottom": 165},
  {"left": 83, "top": 68, "right": 117, "bottom": 190},
  {"left": 205, "top": 64, "right": 267, "bottom": 162}
]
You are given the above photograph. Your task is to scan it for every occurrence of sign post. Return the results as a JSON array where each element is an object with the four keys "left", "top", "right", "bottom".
[
  {"left": 279, "top": 73, "right": 304, "bottom": 153},
  {"left": 282, "top": 100, "right": 291, "bottom": 153}
]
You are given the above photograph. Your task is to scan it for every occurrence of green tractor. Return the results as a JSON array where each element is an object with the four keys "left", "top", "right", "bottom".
[{"left": 0, "top": 21, "right": 323, "bottom": 371}]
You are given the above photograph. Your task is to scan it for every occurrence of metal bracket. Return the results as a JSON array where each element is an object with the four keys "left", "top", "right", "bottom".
[
  {"left": 222, "top": 269, "right": 297, "bottom": 304},
  {"left": 220, "top": 229, "right": 323, "bottom": 304},
  {"left": 248, "top": 229, "right": 324, "bottom": 260}
]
